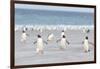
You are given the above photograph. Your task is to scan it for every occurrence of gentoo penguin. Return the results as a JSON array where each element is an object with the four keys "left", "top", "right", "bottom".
[
  {"left": 57, "top": 35, "right": 69, "bottom": 50},
  {"left": 34, "top": 35, "right": 47, "bottom": 55},
  {"left": 23, "top": 26, "right": 28, "bottom": 32},
  {"left": 47, "top": 33, "right": 54, "bottom": 41},
  {"left": 82, "top": 36, "right": 90, "bottom": 52},
  {"left": 61, "top": 30, "right": 65, "bottom": 37},
  {"left": 20, "top": 30, "right": 28, "bottom": 42},
  {"left": 82, "top": 28, "right": 90, "bottom": 37},
  {"left": 83, "top": 28, "right": 90, "bottom": 34}
]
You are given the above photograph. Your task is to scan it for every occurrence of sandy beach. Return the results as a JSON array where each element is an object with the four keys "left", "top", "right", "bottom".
[{"left": 15, "top": 29, "right": 94, "bottom": 66}]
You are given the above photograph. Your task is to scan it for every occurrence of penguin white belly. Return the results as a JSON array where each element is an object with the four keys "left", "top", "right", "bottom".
[
  {"left": 84, "top": 40, "right": 89, "bottom": 51},
  {"left": 37, "top": 39, "right": 44, "bottom": 50},
  {"left": 23, "top": 27, "right": 26, "bottom": 31},
  {"left": 83, "top": 28, "right": 86, "bottom": 33},
  {"left": 60, "top": 39, "right": 66, "bottom": 49},
  {"left": 61, "top": 32, "right": 65, "bottom": 37}
]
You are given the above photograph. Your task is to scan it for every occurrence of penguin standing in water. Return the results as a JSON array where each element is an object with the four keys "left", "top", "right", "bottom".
[
  {"left": 82, "top": 28, "right": 90, "bottom": 34},
  {"left": 82, "top": 36, "right": 90, "bottom": 52},
  {"left": 82, "top": 36, "right": 94, "bottom": 52},
  {"left": 23, "top": 27, "right": 28, "bottom": 32},
  {"left": 20, "top": 30, "right": 28, "bottom": 43},
  {"left": 47, "top": 33, "right": 54, "bottom": 41},
  {"left": 34, "top": 35, "right": 48, "bottom": 55},
  {"left": 57, "top": 35, "right": 70, "bottom": 50},
  {"left": 82, "top": 28, "right": 90, "bottom": 37},
  {"left": 61, "top": 30, "right": 65, "bottom": 38}
]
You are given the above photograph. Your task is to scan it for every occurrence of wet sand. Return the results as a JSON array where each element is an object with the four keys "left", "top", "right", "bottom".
[{"left": 15, "top": 29, "right": 94, "bottom": 65}]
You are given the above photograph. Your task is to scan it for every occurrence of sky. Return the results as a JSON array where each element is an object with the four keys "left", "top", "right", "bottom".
[{"left": 15, "top": 4, "right": 94, "bottom": 13}]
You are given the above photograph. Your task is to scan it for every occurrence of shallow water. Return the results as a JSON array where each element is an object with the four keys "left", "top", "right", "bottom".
[
  {"left": 15, "top": 8, "right": 94, "bottom": 25},
  {"left": 15, "top": 30, "right": 94, "bottom": 65}
]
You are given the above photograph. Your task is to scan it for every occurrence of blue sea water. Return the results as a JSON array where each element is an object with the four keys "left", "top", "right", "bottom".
[{"left": 15, "top": 8, "right": 94, "bottom": 25}]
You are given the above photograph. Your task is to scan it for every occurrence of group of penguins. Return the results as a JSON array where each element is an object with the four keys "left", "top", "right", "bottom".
[{"left": 20, "top": 28, "right": 93, "bottom": 55}]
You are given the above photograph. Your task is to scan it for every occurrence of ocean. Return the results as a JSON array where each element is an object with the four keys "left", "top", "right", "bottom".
[{"left": 15, "top": 8, "right": 94, "bottom": 25}]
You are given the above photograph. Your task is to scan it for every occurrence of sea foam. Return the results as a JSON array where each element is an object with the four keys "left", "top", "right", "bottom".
[{"left": 15, "top": 24, "right": 94, "bottom": 31}]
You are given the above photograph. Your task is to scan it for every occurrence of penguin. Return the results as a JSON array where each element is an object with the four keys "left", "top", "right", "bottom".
[
  {"left": 20, "top": 30, "right": 28, "bottom": 43},
  {"left": 57, "top": 35, "right": 69, "bottom": 50},
  {"left": 61, "top": 30, "right": 65, "bottom": 38},
  {"left": 82, "top": 28, "right": 86, "bottom": 33},
  {"left": 82, "top": 36, "right": 90, "bottom": 52},
  {"left": 83, "top": 28, "right": 90, "bottom": 33},
  {"left": 34, "top": 35, "right": 47, "bottom": 55},
  {"left": 23, "top": 27, "right": 28, "bottom": 32},
  {"left": 47, "top": 33, "right": 54, "bottom": 41}
]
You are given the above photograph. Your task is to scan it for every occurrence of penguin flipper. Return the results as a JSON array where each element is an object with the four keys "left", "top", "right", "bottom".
[{"left": 33, "top": 41, "right": 37, "bottom": 44}]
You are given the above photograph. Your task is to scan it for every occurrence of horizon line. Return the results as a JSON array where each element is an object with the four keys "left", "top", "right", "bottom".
[{"left": 15, "top": 4, "right": 94, "bottom": 13}]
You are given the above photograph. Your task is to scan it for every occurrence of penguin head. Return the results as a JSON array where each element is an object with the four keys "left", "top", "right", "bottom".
[
  {"left": 85, "top": 36, "right": 88, "bottom": 39},
  {"left": 62, "top": 35, "right": 66, "bottom": 38},
  {"left": 38, "top": 35, "right": 41, "bottom": 38}
]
